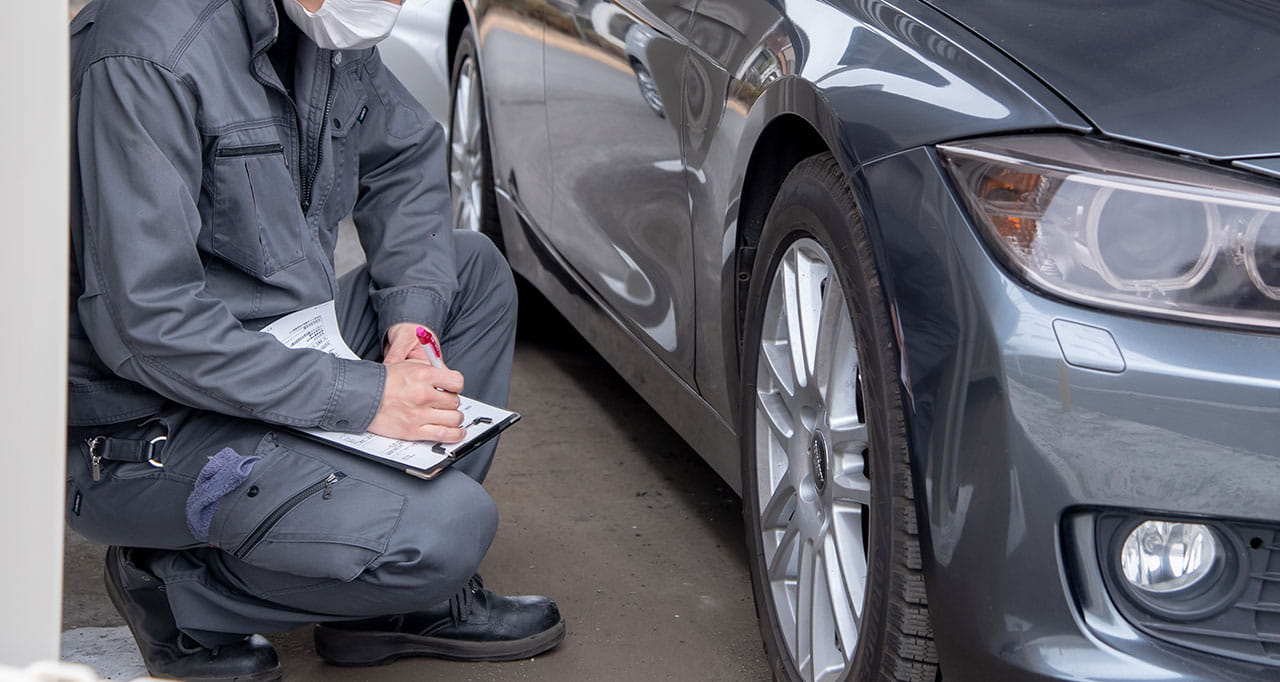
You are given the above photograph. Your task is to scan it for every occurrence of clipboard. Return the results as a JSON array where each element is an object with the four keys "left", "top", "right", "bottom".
[
  {"left": 258, "top": 301, "right": 522, "bottom": 480},
  {"left": 299, "top": 409, "right": 520, "bottom": 480}
]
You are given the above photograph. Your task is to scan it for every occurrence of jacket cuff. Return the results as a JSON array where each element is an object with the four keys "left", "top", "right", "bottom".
[
  {"left": 317, "top": 355, "right": 386, "bottom": 433},
  {"left": 374, "top": 287, "right": 451, "bottom": 340}
]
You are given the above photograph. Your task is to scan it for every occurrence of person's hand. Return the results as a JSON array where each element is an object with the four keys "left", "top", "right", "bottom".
[
  {"left": 383, "top": 322, "right": 437, "bottom": 365},
  {"left": 367, "top": 360, "right": 467, "bottom": 442}
]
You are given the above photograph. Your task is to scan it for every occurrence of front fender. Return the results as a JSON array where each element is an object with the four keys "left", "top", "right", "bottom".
[{"left": 686, "top": 0, "right": 1089, "bottom": 426}]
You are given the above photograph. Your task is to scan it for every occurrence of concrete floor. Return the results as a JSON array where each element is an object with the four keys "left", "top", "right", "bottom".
[{"left": 62, "top": 228, "right": 772, "bottom": 680}]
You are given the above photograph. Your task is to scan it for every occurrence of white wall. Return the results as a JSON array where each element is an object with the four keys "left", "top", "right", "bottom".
[{"left": 0, "top": 2, "right": 70, "bottom": 666}]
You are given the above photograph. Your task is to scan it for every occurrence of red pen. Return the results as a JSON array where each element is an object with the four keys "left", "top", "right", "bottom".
[{"left": 415, "top": 326, "right": 446, "bottom": 369}]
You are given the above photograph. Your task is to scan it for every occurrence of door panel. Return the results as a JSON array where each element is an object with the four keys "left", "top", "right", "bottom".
[{"left": 543, "top": 0, "right": 698, "bottom": 382}]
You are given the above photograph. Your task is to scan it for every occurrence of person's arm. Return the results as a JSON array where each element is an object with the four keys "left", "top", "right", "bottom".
[
  {"left": 351, "top": 50, "right": 456, "bottom": 346},
  {"left": 75, "top": 56, "right": 385, "bottom": 431}
]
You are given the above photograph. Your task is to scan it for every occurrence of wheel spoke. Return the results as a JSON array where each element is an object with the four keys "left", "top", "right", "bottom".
[
  {"left": 450, "top": 183, "right": 465, "bottom": 227},
  {"left": 450, "top": 140, "right": 465, "bottom": 171},
  {"left": 768, "top": 519, "right": 801, "bottom": 664},
  {"left": 470, "top": 182, "right": 484, "bottom": 223},
  {"left": 828, "top": 419, "right": 868, "bottom": 463},
  {"left": 760, "top": 336, "right": 797, "bottom": 399},
  {"left": 814, "top": 288, "right": 856, "bottom": 411},
  {"left": 767, "top": 519, "right": 800, "bottom": 581},
  {"left": 831, "top": 470, "right": 871, "bottom": 507},
  {"left": 455, "top": 70, "right": 473, "bottom": 147},
  {"left": 756, "top": 389, "right": 795, "bottom": 445},
  {"left": 451, "top": 115, "right": 469, "bottom": 157},
  {"left": 782, "top": 248, "right": 826, "bottom": 389},
  {"left": 829, "top": 421, "right": 870, "bottom": 508},
  {"left": 760, "top": 479, "right": 797, "bottom": 531},
  {"left": 466, "top": 82, "right": 483, "bottom": 150},
  {"left": 811, "top": 548, "right": 851, "bottom": 682},
  {"left": 796, "top": 540, "right": 816, "bottom": 681},
  {"left": 455, "top": 202, "right": 472, "bottom": 233},
  {"left": 821, "top": 533, "right": 858, "bottom": 672},
  {"left": 449, "top": 162, "right": 465, "bottom": 194},
  {"left": 832, "top": 507, "right": 869, "bottom": 621},
  {"left": 810, "top": 550, "right": 834, "bottom": 682}
]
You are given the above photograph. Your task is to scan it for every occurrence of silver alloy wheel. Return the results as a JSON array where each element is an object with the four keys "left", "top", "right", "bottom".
[
  {"left": 754, "top": 238, "right": 872, "bottom": 682},
  {"left": 449, "top": 56, "right": 484, "bottom": 233}
]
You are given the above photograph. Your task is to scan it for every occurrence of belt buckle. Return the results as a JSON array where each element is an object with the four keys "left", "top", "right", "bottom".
[{"left": 147, "top": 436, "right": 167, "bottom": 468}]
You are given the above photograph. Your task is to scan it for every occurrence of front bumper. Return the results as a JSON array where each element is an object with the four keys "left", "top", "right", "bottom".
[{"left": 861, "top": 146, "right": 1280, "bottom": 681}]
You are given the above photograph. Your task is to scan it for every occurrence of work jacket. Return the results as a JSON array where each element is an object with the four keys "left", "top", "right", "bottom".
[{"left": 68, "top": 0, "right": 454, "bottom": 432}]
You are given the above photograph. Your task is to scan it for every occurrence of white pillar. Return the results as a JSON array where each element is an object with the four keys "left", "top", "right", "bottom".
[{"left": 0, "top": 3, "right": 70, "bottom": 666}]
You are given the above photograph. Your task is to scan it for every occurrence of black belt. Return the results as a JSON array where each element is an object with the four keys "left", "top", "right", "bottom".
[{"left": 85, "top": 434, "right": 167, "bottom": 480}]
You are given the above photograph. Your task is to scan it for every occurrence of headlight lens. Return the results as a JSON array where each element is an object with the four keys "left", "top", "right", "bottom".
[{"left": 939, "top": 135, "right": 1280, "bottom": 329}]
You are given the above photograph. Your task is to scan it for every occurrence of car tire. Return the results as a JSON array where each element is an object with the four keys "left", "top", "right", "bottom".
[
  {"left": 740, "top": 153, "right": 937, "bottom": 682},
  {"left": 448, "top": 25, "right": 502, "bottom": 248}
]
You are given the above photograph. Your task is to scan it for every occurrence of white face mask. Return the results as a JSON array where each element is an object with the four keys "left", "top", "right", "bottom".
[{"left": 281, "top": 0, "right": 402, "bottom": 51}]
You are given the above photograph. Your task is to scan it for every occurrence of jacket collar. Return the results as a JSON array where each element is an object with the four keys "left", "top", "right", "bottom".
[
  {"left": 237, "top": 0, "right": 281, "bottom": 60},
  {"left": 236, "top": 0, "right": 292, "bottom": 93}
]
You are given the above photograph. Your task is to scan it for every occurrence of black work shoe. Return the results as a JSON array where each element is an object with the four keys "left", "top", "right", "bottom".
[
  {"left": 103, "top": 546, "right": 283, "bottom": 682},
  {"left": 313, "top": 575, "right": 566, "bottom": 666}
]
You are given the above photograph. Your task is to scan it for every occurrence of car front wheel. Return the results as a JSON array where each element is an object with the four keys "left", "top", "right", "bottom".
[{"left": 740, "top": 153, "right": 937, "bottom": 682}]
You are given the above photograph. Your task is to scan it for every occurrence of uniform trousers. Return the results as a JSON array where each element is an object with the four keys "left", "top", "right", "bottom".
[{"left": 66, "top": 232, "right": 516, "bottom": 647}]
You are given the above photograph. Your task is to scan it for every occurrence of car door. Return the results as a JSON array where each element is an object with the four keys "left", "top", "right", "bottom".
[{"left": 542, "top": 0, "right": 699, "bottom": 383}]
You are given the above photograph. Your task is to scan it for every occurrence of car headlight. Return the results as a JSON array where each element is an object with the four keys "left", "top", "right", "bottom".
[{"left": 938, "top": 135, "right": 1280, "bottom": 329}]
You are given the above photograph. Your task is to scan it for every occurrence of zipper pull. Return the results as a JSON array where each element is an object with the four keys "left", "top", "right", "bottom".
[
  {"left": 322, "top": 472, "right": 343, "bottom": 499},
  {"left": 87, "top": 436, "right": 104, "bottom": 481}
]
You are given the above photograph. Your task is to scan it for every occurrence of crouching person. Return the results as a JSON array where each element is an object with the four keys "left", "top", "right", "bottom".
[{"left": 67, "top": 0, "right": 564, "bottom": 679}]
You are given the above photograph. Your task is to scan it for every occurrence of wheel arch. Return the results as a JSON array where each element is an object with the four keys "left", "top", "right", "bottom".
[
  {"left": 727, "top": 78, "right": 849, "bottom": 364},
  {"left": 445, "top": 1, "right": 473, "bottom": 70}
]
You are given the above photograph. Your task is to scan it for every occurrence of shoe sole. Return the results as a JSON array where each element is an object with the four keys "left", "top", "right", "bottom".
[
  {"left": 314, "top": 618, "right": 567, "bottom": 666},
  {"left": 103, "top": 549, "right": 283, "bottom": 682}
]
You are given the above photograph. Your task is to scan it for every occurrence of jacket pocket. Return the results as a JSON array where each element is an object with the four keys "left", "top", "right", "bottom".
[
  {"left": 212, "top": 436, "right": 406, "bottom": 582},
  {"left": 210, "top": 143, "right": 306, "bottom": 278}
]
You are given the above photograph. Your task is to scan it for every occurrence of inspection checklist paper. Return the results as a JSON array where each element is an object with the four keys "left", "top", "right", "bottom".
[{"left": 259, "top": 301, "right": 519, "bottom": 478}]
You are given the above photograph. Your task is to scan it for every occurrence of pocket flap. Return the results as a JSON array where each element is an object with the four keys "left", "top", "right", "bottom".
[{"left": 212, "top": 435, "right": 407, "bottom": 583}]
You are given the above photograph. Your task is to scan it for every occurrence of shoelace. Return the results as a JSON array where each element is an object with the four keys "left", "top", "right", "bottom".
[{"left": 448, "top": 574, "right": 484, "bottom": 626}]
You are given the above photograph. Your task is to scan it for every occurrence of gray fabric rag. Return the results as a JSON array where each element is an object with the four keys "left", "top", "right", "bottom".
[{"left": 185, "top": 447, "right": 260, "bottom": 543}]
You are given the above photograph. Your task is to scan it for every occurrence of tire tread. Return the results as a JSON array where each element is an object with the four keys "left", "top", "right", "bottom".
[{"left": 809, "top": 155, "right": 937, "bottom": 679}]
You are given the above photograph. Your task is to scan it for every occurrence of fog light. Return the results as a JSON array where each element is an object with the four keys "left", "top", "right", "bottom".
[{"left": 1121, "top": 521, "right": 1221, "bottom": 595}]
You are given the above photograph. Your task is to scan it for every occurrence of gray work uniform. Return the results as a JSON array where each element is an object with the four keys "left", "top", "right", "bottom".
[{"left": 66, "top": 0, "right": 515, "bottom": 647}]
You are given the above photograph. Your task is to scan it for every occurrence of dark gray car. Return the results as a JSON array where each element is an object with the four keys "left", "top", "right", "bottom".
[{"left": 388, "top": 0, "right": 1280, "bottom": 679}]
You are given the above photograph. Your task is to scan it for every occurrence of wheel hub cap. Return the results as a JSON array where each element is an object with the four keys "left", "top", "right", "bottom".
[{"left": 809, "top": 433, "right": 828, "bottom": 495}]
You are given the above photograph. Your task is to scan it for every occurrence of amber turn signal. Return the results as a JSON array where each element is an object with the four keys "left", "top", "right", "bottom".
[{"left": 975, "top": 167, "right": 1049, "bottom": 254}]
